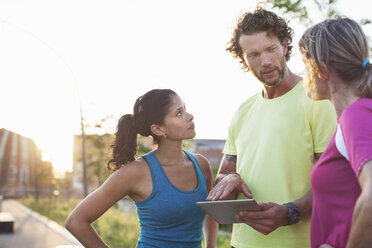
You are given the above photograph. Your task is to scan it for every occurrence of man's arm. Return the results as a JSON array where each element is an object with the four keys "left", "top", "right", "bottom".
[
  {"left": 207, "top": 154, "right": 252, "bottom": 201},
  {"left": 214, "top": 154, "right": 237, "bottom": 185},
  {"left": 236, "top": 189, "right": 312, "bottom": 235}
]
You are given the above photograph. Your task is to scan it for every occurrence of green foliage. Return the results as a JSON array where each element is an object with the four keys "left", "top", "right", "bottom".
[
  {"left": 265, "top": 0, "right": 372, "bottom": 55},
  {"left": 19, "top": 197, "right": 140, "bottom": 248},
  {"left": 216, "top": 232, "right": 232, "bottom": 247},
  {"left": 266, "top": 0, "right": 339, "bottom": 26},
  {"left": 19, "top": 197, "right": 231, "bottom": 247},
  {"left": 182, "top": 139, "right": 191, "bottom": 150},
  {"left": 19, "top": 197, "right": 80, "bottom": 226},
  {"left": 136, "top": 135, "right": 155, "bottom": 157},
  {"left": 266, "top": 0, "right": 372, "bottom": 26},
  {"left": 91, "top": 204, "right": 140, "bottom": 248},
  {"left": 37, "top": 160, "right": 55, "bottom": 187},
  {"left": 212, "top": 165, "right": 220, "bottom": 177},
  {"left": 361, "top": 18, "right": 372, "bottom": 25},
  {"left": 268, "top": 0, "right": 309, "bottom": 22},
  {"left": 86, "top": 133, "right": 112, "bottom": 185}
]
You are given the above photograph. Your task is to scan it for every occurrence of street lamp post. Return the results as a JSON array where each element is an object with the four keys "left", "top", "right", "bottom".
[{"left": 33, "top": 145, "right": 39, "bottom": 203}]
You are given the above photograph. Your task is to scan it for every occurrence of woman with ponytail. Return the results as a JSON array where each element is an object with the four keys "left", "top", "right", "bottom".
[
  {"left": 65, "top": 89, "right": 218, "bottom": 248},
  {"left": 299, "top": 17, "right": 372, "bottom": 248}
]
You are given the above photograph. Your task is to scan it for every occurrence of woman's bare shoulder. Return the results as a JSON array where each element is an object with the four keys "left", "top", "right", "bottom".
[
  {"left": 189, "top": 153, "right": 212, "bottom": 173},
  {"left": 191, "top": 153, "right": 210, "bottom": 166},
  {"left": 114, "top": 157, "right": 149, "bottom": 177}
]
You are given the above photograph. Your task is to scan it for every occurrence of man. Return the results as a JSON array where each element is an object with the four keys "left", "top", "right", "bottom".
[{"left": 207, "top": 7, "right": 337, "bottom": 248}]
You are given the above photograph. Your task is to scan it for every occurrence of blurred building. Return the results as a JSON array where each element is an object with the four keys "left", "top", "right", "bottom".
[
  {"left": 0, "top": 128, "right": 42, "bottom": 197},
  {"left": 188, "top": 139, "right": 225, "bottom": 169}
]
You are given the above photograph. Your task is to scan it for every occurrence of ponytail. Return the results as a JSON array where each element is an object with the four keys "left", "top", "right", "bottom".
[
  {"left": 361, "top": 63, "right": 372, "bottom": 98},
  {"left": 299, "top": 17, "right": 372, "bottom": 99},
  {"left": 107, "top": 114, "right": 138, "bottom": 171}
]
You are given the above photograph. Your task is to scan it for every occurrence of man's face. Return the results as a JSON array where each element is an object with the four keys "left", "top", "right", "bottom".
[{"left": 239, "top": 32, "right": 288, "bottom": 87}]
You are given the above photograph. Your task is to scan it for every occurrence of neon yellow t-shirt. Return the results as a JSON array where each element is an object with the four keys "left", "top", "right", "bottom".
[{"left": 224, "top": 82, "right": 337, "bottom": 248}]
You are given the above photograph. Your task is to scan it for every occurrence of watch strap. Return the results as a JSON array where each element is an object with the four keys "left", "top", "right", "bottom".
[{"left": 284, "top": 202, "right": 301, "bottom": 225}]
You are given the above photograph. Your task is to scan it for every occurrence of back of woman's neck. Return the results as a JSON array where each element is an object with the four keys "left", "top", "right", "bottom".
[{"left": 331, "top": 90, "right": 360, "bottom": 116}]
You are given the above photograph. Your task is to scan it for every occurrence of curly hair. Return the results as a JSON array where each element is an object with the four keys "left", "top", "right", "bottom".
[{"left": 226, "top": 7, "right": 294, "bottom": 71}]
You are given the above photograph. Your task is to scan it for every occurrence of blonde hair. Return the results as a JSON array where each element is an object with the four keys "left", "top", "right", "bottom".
[{"left": 299, "top": 17, "right": 372, "bottom": 98}]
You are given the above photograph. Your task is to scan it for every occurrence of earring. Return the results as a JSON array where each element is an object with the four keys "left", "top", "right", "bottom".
[{"left": 163, "top": 134, "right": 166, "bottom": 139}]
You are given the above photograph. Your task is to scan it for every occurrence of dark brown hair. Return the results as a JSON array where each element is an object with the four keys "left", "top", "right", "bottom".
[
  {"left": 226, "top": 7, "right": 294, "bottom": 71},
  {"left": 107, "top": 89, "right": 176, "bottom": 171}
]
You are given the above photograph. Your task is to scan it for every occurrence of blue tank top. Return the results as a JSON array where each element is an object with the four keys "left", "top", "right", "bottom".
[{"left": 135, "top": 151, "right": 208, "bottom": 248}]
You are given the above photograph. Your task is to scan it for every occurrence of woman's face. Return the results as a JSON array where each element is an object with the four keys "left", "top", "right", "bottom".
[{"left": 160, "top": 94, "right": 195, "bottom": 141}]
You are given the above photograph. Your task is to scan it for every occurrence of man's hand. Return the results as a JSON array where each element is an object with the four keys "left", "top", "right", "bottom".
[
  {"left": 207, "top": 173, "right": 252, "bottom": 201},
  {"left": 235, "top": 202, "right": 288, "bottom": 235}
]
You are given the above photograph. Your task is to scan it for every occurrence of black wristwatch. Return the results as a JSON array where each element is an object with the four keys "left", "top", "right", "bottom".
[{"left": 284, "top": 202, "right": 301, "bottom": 225}]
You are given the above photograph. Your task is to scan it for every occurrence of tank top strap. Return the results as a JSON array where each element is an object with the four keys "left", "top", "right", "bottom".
[
  {"left": 142, "top": 151, "right": 167, "bottom": 193},
  {"left": 143, "top": 150, "right": 207, "bottom": 192},
  {"left": 183, "top": 151, "right": 206, "bottom": 186}
]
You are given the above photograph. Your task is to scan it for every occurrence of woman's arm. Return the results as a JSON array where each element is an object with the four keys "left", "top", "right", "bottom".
[
  {"left": 65, "top": 188, "right": 113, "bottom": 248},
  {"left": 65, "top": 161, "right": 145, "bottom": 248},
  {"left": 346, "top": 160, "right": 372, "bottom": 248},
  {"left": 203, "top": 214, "right": 218, "bottom": 248},
  {"left": 196, "top": 154, "right": 218, "bottom": 248}
]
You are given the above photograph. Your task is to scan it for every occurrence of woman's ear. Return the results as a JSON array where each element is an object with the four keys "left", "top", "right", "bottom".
[
  {"left": 150, "top": 124, "right": 164, "bottom": 137},
  {"left": 311, "top": 62, "right": 332, "bottom": 100},
  {"left": 319, "top": 62, "right": 330, "bottom": 80}
]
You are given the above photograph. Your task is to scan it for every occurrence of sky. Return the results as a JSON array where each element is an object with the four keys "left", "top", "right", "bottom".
[{"left": 0, "top": 0, "right": 371, "bottom": 174}]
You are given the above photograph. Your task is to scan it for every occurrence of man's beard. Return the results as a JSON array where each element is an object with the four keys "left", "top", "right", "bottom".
[{"left": 251, "top": 56, "right": 286, "bottom": 87}]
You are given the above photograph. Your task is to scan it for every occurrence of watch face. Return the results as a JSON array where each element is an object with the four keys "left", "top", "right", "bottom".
[
  {"left": 291, "top": 210, "right": 299, "bottom": 221},
  {"left": 285, "top": 203, "right": 301, "bottom": 225},
  {"left": 291, "top": 208, "right": 300, "bottom": 224}
]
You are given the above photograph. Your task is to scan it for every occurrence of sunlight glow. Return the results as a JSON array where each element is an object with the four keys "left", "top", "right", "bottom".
[{"left": 0, "top": 0, "right": 370, "bottom": 174}]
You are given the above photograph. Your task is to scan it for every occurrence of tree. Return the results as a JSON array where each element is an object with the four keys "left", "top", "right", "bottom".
[
  {"left": 86, "top": 133, "right": 112, "bottom": 186},
  {"left": 266, "top": 0, "right": 371, "bottom": 26},
  {"left": 37, "top": 160, "right": 55, "bottom": 196},
  {"left": 265, "top": 0, "right": 371, "bottom": 52}
]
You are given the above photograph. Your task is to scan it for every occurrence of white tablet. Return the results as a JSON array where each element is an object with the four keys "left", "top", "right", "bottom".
[{"left": 196, "top": 199, "right": 260, "bottom": 224}]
